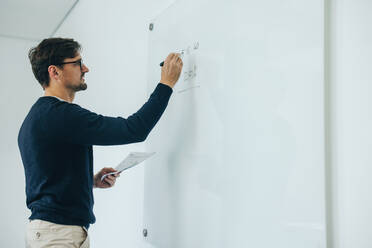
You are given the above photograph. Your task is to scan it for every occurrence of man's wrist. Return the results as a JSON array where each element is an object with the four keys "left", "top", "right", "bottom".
[{"left": 160, "top": 81, "right": 174, "bottom": 88}]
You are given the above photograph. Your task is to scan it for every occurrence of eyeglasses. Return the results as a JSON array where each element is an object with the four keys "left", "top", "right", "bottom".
[{"left": 56, "top": 59, "right": 83, "bottom": 70}]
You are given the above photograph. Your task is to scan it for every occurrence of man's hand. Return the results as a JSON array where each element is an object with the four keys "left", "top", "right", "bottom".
[
  {"left": 160, "top": 53, "right": 183, "bottom": 88},
  {"left": 93, "top": 167, "right": 120, "bottom": 189}
]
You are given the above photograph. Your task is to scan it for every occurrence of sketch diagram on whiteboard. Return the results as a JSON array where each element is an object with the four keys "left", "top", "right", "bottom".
[{"left": 175, "top": 41, "right": 200, "bottom": 93}]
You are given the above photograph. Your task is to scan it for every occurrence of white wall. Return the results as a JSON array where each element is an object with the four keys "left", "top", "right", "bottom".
[
  {"left": 0, "top": 0, "right": 173, "bottom": 247},
  {"left": 0, "top": 37, "right": 40, "bottom": 247},
  {"left": 329, "top": 0, "right": 372, "bottom": 248}
]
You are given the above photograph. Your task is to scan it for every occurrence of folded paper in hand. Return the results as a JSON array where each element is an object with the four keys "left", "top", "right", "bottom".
[{"left": 100, "top": 152, "right": 156, "bottom": 181}]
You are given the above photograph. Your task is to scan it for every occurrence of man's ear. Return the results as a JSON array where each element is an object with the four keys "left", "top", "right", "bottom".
[{"left": 48, "top": 65, "right": 59, "bottom": 80}]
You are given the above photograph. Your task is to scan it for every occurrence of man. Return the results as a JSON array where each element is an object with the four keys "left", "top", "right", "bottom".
[{"left": 18, "top": 37, "right": 183, "bottom": 247}]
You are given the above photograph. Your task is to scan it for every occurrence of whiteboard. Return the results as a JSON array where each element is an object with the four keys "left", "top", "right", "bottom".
[{"left": 144, "top": 0, "right": 325, "bottom": 247}]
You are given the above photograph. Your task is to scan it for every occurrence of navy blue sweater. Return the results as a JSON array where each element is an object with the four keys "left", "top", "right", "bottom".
[{"left": 18, "top": 83, "right": 172, "bottom": 229}]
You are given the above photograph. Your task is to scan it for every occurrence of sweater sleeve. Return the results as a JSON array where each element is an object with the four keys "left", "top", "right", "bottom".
[{"left": 49, "top": 83, "right": 173, "bottom": 146}]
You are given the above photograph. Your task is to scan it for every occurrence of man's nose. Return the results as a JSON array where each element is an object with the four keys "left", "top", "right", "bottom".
[{"left": 82, "top": 63, "right": 89, "bottom": 73}]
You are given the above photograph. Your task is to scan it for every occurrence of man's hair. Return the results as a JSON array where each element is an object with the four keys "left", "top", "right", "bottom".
[{"left": 28, "top": 37, "right": 81, "bottom": 88}]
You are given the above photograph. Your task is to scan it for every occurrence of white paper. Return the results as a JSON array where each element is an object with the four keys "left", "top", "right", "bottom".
[{"left": 100, "top": 152, "right": 156, "bottom": 181}]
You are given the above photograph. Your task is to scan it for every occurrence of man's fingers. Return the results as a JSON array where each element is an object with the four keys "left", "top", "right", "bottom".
[
  {"left": 101, "top": 167, "right": 117, "bottom": 176},
  {"left": 165, "top": 52, "right": 182, "bottom": 64},
  {"left": 165, "top": 53, "right": 175, "bottom": 63},
  {"left": 104, "top": 177, "right": 115, "bottom": 186},
  {"left": 172, "top": 53, "right": 181, "bottom": 62},
  {"left": 108, "top": 175, "right": 116, "bottom": 180},
  {"left": 177, "top": 57, "right": 183, "bottom": 66}
]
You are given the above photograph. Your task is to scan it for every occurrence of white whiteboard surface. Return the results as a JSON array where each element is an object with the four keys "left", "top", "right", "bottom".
[{"left": 144, "top": 0, "right": 325, "bottom": 247}]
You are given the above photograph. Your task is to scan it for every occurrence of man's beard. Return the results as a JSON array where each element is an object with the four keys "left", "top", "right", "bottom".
[
  {"left": 68, "top": 81, "right": 87, "bottom": 92},
  {"left": 68, "top": 75, "right": 87, "bottom": 91},
  {"left": 75, "top": 81, "right": 87, "bottom": 91}
]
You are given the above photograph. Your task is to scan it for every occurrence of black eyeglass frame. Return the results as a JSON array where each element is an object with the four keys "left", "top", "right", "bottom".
[{"left": 55, "top": 59, "right": 83, "bottom": 70}]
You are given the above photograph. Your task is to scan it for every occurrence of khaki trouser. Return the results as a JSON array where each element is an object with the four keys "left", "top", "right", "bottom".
[{"left": 26, "top": 219, "right": 90, "bottom": 248}]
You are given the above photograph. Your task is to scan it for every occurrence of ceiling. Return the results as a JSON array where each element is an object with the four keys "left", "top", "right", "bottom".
[{"left": 0, "top": 0, "right": 78, "bottom": 41}]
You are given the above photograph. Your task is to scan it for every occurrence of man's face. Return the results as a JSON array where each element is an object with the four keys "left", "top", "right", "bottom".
[{"left": 59, "top": 53, "right": 89, "bottom": 92}]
